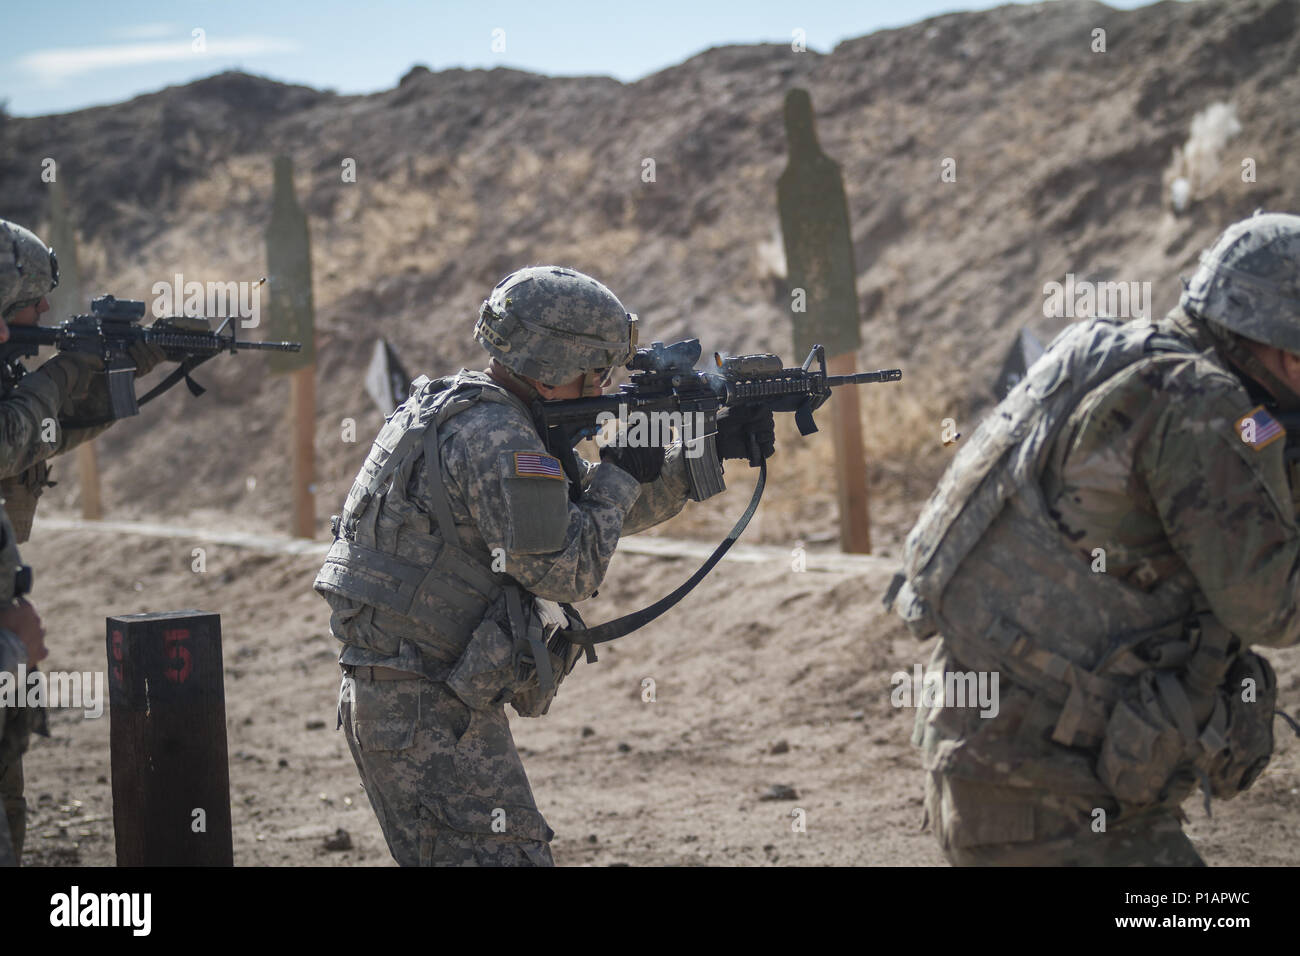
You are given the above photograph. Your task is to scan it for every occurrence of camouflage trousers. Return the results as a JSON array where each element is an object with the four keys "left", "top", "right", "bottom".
[
  {"left": 0, "top": 739, "right": 25, "bottom": 867},
  {"left": 0, "top": 759, "right": 21, "bottom": 867},
  {"left": 339, "top": 670, "right": 555, "bottom": 866},
  {"left": 924, "top": 770, "right": 1205, "bottom": 866}
]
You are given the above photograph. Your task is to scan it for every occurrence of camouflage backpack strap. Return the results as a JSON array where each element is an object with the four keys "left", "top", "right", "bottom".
[{"left": 332, "top": 374, "right": 439, "bottom": 542}]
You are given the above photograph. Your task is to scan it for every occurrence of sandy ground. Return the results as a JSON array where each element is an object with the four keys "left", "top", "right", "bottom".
[{"left": 13, "top": 509, "right": 1300, "bottom": 867}]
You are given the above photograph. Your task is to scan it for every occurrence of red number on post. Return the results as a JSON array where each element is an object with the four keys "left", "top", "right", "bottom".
[
  {"left": 163, "top": 628, "right": 193, "bottom": 683},
  {"left": 110, "top": 629, "right": 124, "bottom": 686}
]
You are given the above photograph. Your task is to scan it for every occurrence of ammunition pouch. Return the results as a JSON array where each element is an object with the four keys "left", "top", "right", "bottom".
[
  {"left": 1096, "top": 651, "right": 1277, "bottom": 810},
  {"left": 1205, "top": 651, "right": 1277, "bottom": 798},
  {"left": 943, "top": 608, "right": 1272, "bottom": 813},
  {"left": 1094, "top": 621, "right": 1277, "bottom": 813},
  {"left": 1096, "top": 669, "right": 1223, "bottom": 808},
  {"left": 445, "top": 613, "right": 518, "bottom": 710},
  {"left": 444, "top": 589, "right": 584, "bottom": 718},
  {"left": 510, "top": 604, "right": 585, "bottom": 718}
]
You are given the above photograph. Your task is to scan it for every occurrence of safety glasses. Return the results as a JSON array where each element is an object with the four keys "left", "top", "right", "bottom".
[{"left": 586, "top": 367, "right": 614, "bottom": 388}]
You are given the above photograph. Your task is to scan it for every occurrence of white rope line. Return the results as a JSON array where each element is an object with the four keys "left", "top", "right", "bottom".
[{"left": 34, "top": 516, "right": 893, "bottom": 573}]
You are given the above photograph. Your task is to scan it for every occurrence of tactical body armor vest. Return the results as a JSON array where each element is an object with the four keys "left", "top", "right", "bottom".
[
  {"left": 316, "top": 372, "right": 511, "bottom": 659},
  {"left": 889, "top": 316, "right": 1274, "bottom": 808},
  {"left": 1, "top": 467, "right": 48, "bottom": 544},
  {"left": 0, "top": 365, "right": 53, "bottom": 544},
  {"left": 315, "top": 371, "right": 579, "bottom": 715}
]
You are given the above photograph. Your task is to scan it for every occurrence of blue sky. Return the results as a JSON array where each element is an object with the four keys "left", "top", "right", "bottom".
[{"left": 3, "top": 0, "right": 1156, "bottom": 117}]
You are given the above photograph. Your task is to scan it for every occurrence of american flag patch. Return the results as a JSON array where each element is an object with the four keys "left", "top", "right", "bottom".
[
  {"left": 1236, "top": 405, "right": 1285, "bottom": 451},
  {"left": 514, "top": 452, "right": 564, "bottom": 479}
]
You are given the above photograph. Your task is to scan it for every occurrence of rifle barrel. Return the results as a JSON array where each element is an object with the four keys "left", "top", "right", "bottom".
[
  {"left": 231, "top": 340, "right": 302, "bottom": 351},
  {"left": 826, "top": 369, "right": 903, "bottom": 386}
]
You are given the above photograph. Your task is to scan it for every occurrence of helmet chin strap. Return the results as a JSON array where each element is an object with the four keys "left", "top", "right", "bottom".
[
  {"left": 485, "top": 360, "right": 542, "bottom": 404},
  {"left": 1206, "top": 323, "right": 1300, "bottom": 412}
]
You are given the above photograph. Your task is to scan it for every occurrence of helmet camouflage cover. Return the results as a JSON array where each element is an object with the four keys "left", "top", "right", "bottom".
[
  {"left": 0, "top": 219, "right": 58, "bottom": 318},
  {"left": 0, "top": 235, "right": 18, "bottom": 316},
  {"left": 474, "top": 266, "right": 637, "bottom": 385},
  {"left": 1181, "top": 211, "right": 1300, "bottom": 352}
]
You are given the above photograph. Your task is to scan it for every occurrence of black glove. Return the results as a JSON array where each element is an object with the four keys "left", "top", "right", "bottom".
[
  {"left": 128, "top": 340, "right": 167, "bottom": 378},
  {"left": 715, "top": 405, "right": 776, "bottom": 463},
  {"left": 600, "top": 443, "right": 665, "bottom": 483}
]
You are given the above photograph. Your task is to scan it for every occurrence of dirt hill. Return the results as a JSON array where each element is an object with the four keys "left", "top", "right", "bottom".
[{"left": 1, "top": 0, "right": 1297, "bottom": 546}]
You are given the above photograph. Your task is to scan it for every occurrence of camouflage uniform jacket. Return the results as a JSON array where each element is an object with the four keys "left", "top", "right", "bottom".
[
  {"left": 910, "top": 307, "right": 1300, "bottom": 803},
  {"left": 0, "top": 501, "right": 35, "bottom": 867},
  {"left": 0, "top": 359, "right": 112, "bottom": 542},
  {"left": 320, "top": 369, "right": 692, "bottom": 681}
]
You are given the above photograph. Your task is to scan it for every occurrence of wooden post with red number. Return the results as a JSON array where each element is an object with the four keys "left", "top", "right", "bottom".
[{"left": 106, "top": 611, "right": 233, "bottom": 866}]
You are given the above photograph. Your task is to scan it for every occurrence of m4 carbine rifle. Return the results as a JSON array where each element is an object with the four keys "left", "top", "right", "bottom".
[
  {"left": 538, "top": 337, "right": 902, "bottom": 499},
  {"left": 536, "top": 338, "right": 902, "bottom": 651},
  {"left": 0, "top": 295, "right": 301, "bottom": 426}
]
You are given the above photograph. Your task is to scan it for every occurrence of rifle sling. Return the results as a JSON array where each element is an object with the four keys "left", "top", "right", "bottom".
[
  {"left": 564, "top": 457, "right": 766, "bottom": 654},
  {"left": 137, "top": 353, "right": 214, "bottom": 405}
]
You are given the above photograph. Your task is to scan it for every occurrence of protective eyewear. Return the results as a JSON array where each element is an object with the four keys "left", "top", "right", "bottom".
[{"left": 586, "top": 367, "right": 614, "bottom": 388}]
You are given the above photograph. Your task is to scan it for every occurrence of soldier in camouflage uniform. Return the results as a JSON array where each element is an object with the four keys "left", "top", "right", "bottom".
[
  {"left": 887, "top": 212, "right": 1300, "bottom": 866},
  {"left": 0, "top": 504, "right": 44, "bottom": 868},
  {"left": 0, "top": 219, "right": 165, "bottom": 539},
  {"left": 316, "top": 266, "right": 775, "bottom": 866},
  {"left": 0, "top": 219, "right": 163, "bottom": 864}
]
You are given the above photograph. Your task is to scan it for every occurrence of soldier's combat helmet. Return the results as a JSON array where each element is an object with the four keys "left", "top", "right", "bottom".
[
  {"left": 0, "top": 219, "right": 58, "bottom": 318},
  {"left": 474, "top": 266, "right": 637, "bottom": 385},
  {"left": 1182, "top": 211, "right": 1300, "bottom": 352}
]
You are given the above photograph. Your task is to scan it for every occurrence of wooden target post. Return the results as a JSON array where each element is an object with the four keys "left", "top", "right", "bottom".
[
  {"left": 45, "top": 178, "right": 103, "bottom": 519},
  {"left": 778, "top": 88, "right": 872, "bottom": 553},
  {"left": 106, "top": 611, "right": 233, "bottom": 866},
  {"left": 265, "top": 156, "right": 318, "bottom": 538}
]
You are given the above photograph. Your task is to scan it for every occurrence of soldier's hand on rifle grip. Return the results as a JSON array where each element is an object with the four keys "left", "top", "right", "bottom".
[
  {"left": 127, "top": 340, "right": 167, "bottom": 378},
  {"left": 0, "top": 598, "right": 46, "bottom": 664},
  {"left": 599, "top": 443, "right": 665, "bottom": 483},
  {"left": 38, "top": 351, "right": 104, "bottom": 401},
  {"left": 716, "top": 405, "right": 776, "bottom": 464}
]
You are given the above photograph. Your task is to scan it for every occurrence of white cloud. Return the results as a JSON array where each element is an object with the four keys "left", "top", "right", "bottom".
[
  {"left": 109, "top": 23, "right": 180, "bottom": 41},
  {"left": 18, "top": 36, "right": 301, "bottom": 85}
]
